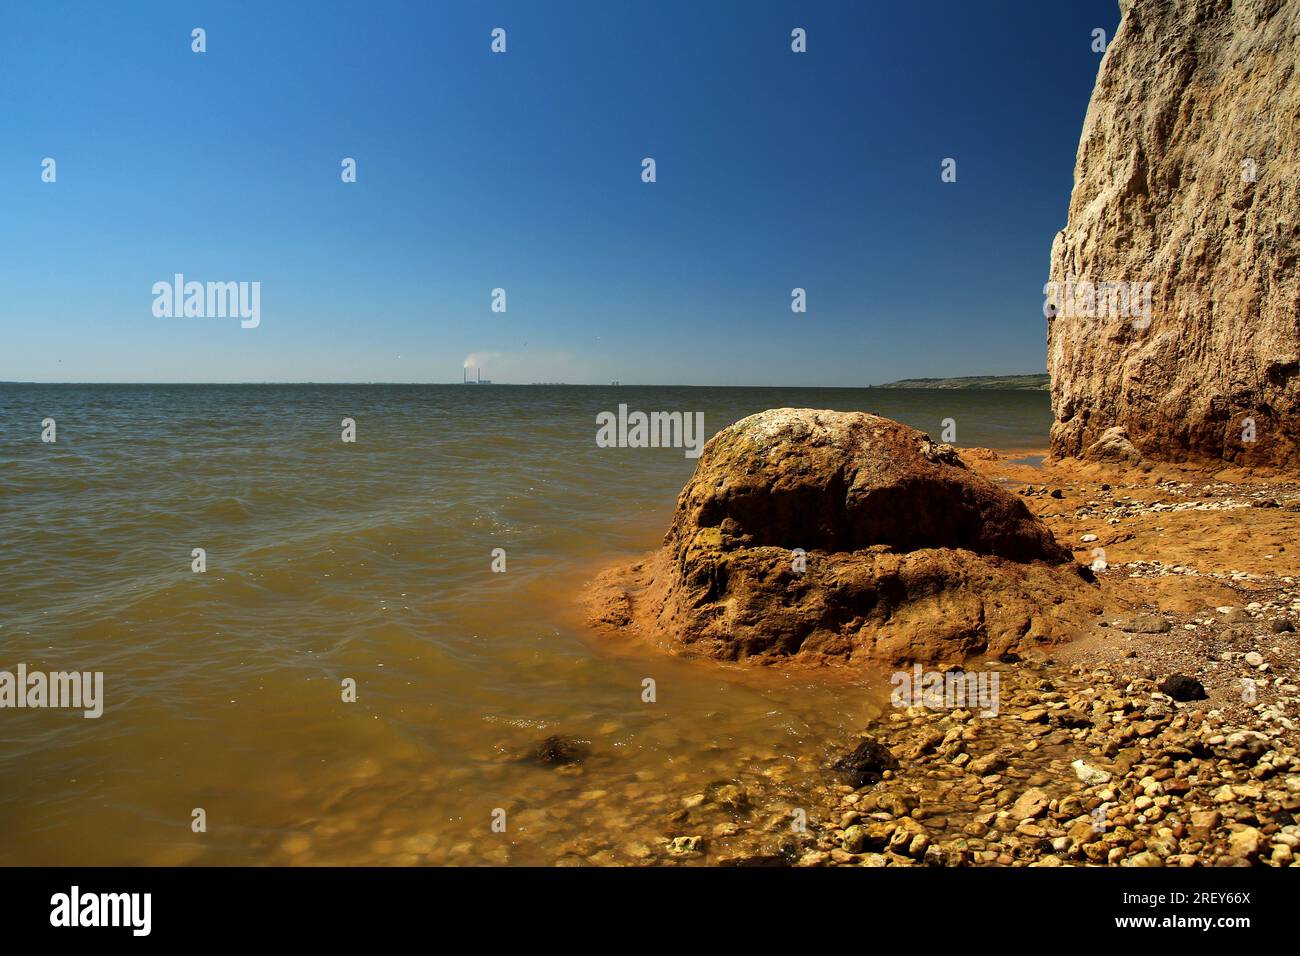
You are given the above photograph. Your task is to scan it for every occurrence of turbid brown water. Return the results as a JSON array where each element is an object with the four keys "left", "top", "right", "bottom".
[{"left": 0, "top": 384, "right": 1051, "bottom": 864}]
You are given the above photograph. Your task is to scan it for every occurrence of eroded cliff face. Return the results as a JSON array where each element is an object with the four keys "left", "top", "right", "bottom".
[{"left": 1048, "top": 0, "right": 1299, "bottom": 466}]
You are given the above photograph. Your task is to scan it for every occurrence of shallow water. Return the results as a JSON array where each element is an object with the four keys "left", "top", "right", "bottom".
[{"left": 0, "top": 384, "right": 1050, "bottom": 864}]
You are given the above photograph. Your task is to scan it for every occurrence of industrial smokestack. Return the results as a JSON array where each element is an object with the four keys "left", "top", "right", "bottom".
[
  {"left": 463, "top": 367, "right": 466, "bottom": 384},
  {"left": 477, "top": 367, "right": 481, "bottom": 384}
]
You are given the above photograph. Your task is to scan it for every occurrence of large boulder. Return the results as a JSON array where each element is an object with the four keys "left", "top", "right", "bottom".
[
  {"left": 1047, "top": 0, "right": 1300, "bottom": 466},
  {"left": 588, "top": 409, "right": 1098, "bottom": 665}
]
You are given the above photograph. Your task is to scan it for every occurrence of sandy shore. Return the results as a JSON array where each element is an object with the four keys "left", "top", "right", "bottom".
[{"left": 633, "top": 449, "right": 1300, "bottom": 867}]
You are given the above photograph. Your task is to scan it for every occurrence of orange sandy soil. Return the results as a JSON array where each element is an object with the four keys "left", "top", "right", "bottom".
[{"left": 970, "top": 447, "right": 1300, "bottom": 718}]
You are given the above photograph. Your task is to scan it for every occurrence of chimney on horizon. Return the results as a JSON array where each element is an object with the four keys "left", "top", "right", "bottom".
[{"left": 477, "top": 367, "right": 481, "bottom": 384}]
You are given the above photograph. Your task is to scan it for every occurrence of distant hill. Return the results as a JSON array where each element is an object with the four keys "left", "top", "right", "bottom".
[{"left": 875, "top": 374, "right": 1050, "bottom": 391}]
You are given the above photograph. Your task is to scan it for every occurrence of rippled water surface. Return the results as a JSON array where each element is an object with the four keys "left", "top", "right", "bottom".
[{"left": 0, "top": 384, "right": 1050, "bottom": 864}]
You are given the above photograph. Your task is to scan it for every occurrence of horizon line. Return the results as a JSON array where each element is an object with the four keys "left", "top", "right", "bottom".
[{"left": 0, "top": 379, "right": 1051, "bottom": 389}]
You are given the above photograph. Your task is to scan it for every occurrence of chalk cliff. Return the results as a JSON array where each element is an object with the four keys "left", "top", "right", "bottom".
[{"left": 1048, "top": 0, "right": 1299, "bottom": 465}]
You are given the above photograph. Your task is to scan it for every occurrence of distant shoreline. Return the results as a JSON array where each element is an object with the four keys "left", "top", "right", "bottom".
[{"left": 875, "top": 374, "right": 1050, "bottom": 390}]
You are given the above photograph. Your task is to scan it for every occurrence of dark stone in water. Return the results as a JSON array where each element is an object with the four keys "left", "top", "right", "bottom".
[
  {"left": 532, "top": 735, "right": 591, "bottom": 766},
  {"left": 997, "top": 651, "right": 1022, "bottom": 664},
  {"left": 703, "top": 780, "right": 752, "bottom": 815},
  {"left": 1159, "top": 674, "right": 1208, "bottom": 702},
  {"left": 832, "top": 737, "right": 899, "bottom": 788},
  {"left": 1270, "top": 618, "right": 1295, "bottom": 633}
]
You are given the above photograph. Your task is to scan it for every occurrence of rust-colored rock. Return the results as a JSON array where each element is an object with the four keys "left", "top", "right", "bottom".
[
  {"left": 1047, "top": 0, "right": 1300, "bottom": 466},
  {"left": 587, "top": 409, "right": 1098, "bottom": 666}
]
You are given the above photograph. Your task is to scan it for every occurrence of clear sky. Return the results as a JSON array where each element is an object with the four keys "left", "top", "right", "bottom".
[{"left": 1, "top": 0, "right": 1121, "bottom": 385}]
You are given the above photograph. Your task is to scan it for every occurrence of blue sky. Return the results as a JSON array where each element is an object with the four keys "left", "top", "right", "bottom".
[{"left": 0, "top": 1, "right": 1121, "bottom": 385}]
